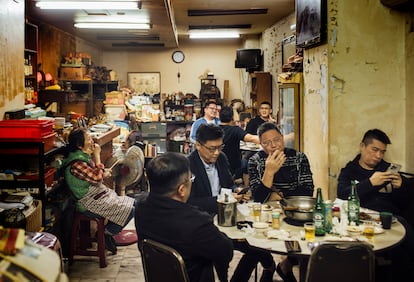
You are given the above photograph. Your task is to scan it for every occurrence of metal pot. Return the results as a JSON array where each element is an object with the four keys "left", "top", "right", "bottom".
[{"left": 280, "top": 196, "right": 315, "bottom": 222}]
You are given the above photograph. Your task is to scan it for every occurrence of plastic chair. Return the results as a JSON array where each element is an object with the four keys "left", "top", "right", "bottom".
[
  {"left": 139, "top": 239, "right": 190, "bottom": 282},
  {"left": 305, "top": 241, "right": 375, "bottom": 282}
]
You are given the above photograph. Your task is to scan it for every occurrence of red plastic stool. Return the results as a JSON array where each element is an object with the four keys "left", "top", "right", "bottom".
[{"left": 69, "top": 212, "right": 107, "bottom": 268}]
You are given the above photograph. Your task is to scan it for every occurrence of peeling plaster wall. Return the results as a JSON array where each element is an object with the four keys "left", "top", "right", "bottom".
[
  {"left": 328, "top": 0, "right": 412, "bottom": 194},
  {"left": 261, "top": 13, "right": 296, "bottom": 113},
  {"left": 303, "top": 45, "right": 329, "bottom": 198}
]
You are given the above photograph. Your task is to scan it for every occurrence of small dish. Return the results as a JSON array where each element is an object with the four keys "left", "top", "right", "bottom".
[
  {"left": 347, "top": 225, "right": 362, "bottom": 233},
  {"left": 253, "top": 222, "right": 269, "bottom": 229}
]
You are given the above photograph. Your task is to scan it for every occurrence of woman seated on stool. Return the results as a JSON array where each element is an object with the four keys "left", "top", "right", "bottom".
[{"left": 62, "top": 128, "right": 135, "bottom": 254}]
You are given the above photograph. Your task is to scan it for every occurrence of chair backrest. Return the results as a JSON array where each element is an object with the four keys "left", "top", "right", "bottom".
[
  {"left": 305, "top": 241, "right": 375, "bottom": 282},
  {"left": 140, "top": 239, "right": 190, "bottom": 282}
]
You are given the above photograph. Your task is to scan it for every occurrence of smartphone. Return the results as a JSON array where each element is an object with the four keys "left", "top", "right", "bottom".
[
  {"left": 285, "top": 240, "right": 301, "bottom": 253},
  {"left": 387, "top": 163, "right": 401, "bottom": 174},
  {"left": 237, "top": 187, "right": 250, "bottom": 195}
]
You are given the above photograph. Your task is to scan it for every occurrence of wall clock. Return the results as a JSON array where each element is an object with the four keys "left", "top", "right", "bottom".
[{"left": 172, "top": 50, "right": 185, "bottom": 64}]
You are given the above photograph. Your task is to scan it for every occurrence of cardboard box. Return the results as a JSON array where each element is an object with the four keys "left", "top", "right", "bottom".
[{"left": 60, "top": 66, "right": 86, "bottom": 80}]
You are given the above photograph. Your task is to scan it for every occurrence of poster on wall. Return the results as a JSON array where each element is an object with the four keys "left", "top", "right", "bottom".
[{"left": 127, "top": 72, "right": 161, "bottom": 95}]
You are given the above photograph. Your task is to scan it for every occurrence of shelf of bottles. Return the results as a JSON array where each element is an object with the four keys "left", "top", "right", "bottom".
[
  {"left": 163, "top": 93, "right": 201, "bottom": 121},
  {"left": 24, "top": 21, "right": 38, "bottom": 104}
]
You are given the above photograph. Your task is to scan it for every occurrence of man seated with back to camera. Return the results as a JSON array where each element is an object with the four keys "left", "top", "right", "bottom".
[
  {"left": 337, "top": 128, "right": 414, "bottom": 281},
  {"left": 187, "top": 123, "right": 276, "bottom": 282},
  {"left": 219, "top": 105, "right": 259, "bottom": 183},
  {"left": 248, "top": 122, "right": 314, "bottom": 282},
  {"left": 135, "top": 152, "right": 233, "bottom": 282}
]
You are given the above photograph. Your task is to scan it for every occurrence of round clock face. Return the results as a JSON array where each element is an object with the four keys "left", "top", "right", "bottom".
[{"left": 172, "top": 50, "right": 185, "bottom": 63}]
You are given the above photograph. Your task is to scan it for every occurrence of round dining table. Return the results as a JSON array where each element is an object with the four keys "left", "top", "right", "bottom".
[{"left": 215, "top": 201, "right": 406, "bottom": 282}]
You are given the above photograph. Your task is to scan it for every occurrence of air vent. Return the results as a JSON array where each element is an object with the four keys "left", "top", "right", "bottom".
[
  {"left": 97, "top": 35, "right": 160, "bottom": 41},
  {"left": 188, "top": 9, "right": 267, "bottom": 16},
  {"left": 112, "top": 42, "right": 165, "bottom": 47},
  {"left": 189, "top": 24, "right": 251, "bottom": 30}
]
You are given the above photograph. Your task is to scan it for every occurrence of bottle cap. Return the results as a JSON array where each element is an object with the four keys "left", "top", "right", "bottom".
[{"left": 272, "top": 211, "right": 280, "bottom": 218}]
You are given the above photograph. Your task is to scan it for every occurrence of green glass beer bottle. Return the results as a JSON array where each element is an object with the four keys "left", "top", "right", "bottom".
[
  {"left": 313, "top": 187, "right": 325, "bottom": 236},
  {"left": 348, "top": 180, "right": 360, "bottom": 225}
]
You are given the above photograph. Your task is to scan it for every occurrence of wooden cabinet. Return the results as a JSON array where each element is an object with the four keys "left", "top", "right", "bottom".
[
  {"left": 250, "top": 72, "right": 272, "bottom": 116},
  {"left": 58, "top": 80, "right": 118, "bottom": 117},
  {"left": 24, "top": 21, "right": 38, "bottom": 104}
]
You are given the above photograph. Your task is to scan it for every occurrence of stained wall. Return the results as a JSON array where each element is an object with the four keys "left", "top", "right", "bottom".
[{"left": 0, "top": 0, "right": 25, "bottom": 119}]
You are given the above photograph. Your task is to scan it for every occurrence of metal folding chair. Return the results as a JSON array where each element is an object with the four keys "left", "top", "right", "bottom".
[
  {"left": 305, "top": 241, "right": 375, "bottom": 282},
  {"left": 139, "top": 239, "right": 190, "bottom": 282}
]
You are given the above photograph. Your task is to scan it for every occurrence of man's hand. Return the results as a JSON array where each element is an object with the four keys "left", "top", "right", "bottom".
[
  {"left": 265, "top": 149, "right": 286, "bottom": 174},
  {"left": 233, "top": 188, "right": 251, "bottom": 203},
  {"left": 369, "top": 171, "right": 402, "bottom": 188},
  {"left": 262, "top": 150, "right": 286, "bottom": 189}
]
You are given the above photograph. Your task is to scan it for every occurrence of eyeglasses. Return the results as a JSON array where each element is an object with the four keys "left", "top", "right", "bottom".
[
  {"left": 200, "top": 143, "right": 225, "bottom": 153},
  {"left": 190, "top": 175, "right": 195, "bottom": 183},
  {"left": 261, "top": 137, "right": 283, "bottom": 147},
  {"left": 207, "top": 107, "right": 217, "bottom": 111}
]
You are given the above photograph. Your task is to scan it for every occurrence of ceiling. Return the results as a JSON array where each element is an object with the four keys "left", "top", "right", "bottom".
[{"left": 26, "top": 0, "right": 295, "bottom": 51}]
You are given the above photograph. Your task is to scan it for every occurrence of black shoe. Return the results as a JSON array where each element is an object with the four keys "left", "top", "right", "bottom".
[
  {"left": 104, "top": 234, "right": 117, "bottom": 255},
  {"left": 276, "top": 263, "right": 297, "bottom": 282}
]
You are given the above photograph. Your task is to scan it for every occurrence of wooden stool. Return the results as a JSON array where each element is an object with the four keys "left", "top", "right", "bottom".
[{"left": 69, "top": 212, "right": 107, "bottom": 268}]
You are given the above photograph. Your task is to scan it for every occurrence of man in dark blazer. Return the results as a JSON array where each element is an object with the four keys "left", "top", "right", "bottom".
[
  {"left": 187, "top": 124, "right": 237, "bottom": 214},
  {"left": 187, "top": 124, "right": 275, "bottom": 282},
  {"left": 135, "top": 152, "right": 233, "bottom": 282}
]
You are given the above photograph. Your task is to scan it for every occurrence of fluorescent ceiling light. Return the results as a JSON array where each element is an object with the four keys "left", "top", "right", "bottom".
[
  {"left": 75, "top": 15, "right": 148, "bottom": 24},
  {"left": 36, "top": 1, "right": 140, "bottom": 10},
  {"left": 74, "top": 23, "right": 150, "bottom": 29},
  {"left": 189, "top": 31, "right": 240, "bottom": 39}
]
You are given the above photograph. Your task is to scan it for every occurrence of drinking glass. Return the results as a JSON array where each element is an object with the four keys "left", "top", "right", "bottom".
[
  {"left": 362, "top": 221, "right": 375, "bottom": 240},
  {"left": 304, "top": 222, "right": 316, "bottom": 242},
  {"left": 252, "top": 203, "right": 262, "bottom": 221}
]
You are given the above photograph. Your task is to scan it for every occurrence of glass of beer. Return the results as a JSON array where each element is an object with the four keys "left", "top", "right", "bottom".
[
  {"left": 304, "top": 222, "right": 316, "bottom": 242},
  {"left": 252, "top": 203, "right": 262, "bottom": 221},
  {"left": 363, "top": 221, "right": 375, "bottom": 240}
]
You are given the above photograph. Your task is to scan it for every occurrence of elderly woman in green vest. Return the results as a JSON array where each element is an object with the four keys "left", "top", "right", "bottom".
[{"left": 63, "top": 128, "right": 135, "bottom": 254}]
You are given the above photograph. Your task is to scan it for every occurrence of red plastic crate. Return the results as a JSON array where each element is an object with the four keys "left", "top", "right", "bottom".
[{"left": 0, "top": 120, "right": 54, "bottom": 139}]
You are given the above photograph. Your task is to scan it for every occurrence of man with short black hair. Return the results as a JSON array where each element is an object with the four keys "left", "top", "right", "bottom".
[
  {"left": 219, "top": 105, "right": 259, "bottom": 181},
  {"left": 189, "top": 100, "right": 220, "bottom": 143},
  {"left": 135, "top": 152, "right": 233, "bottom": 282},
  {"left": 245, "top": 101, "right": 275, "bottom": 135},
  {"left": 337, "top": 128, "right": 414, "bottom": 281}
]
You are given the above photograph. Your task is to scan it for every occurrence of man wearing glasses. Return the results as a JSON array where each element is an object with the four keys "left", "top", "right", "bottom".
[
  {"left": 189, "top": 100, "right": 220, "bottom": 143},
  {"left": 188, "top": 124, "right": 276, "bottom": 282},
  {"left": 246, "top": 101, "right": 276, "bottom": 135},
  {"left": 248, "top": 122, "right": 314, "bottom": 282}
]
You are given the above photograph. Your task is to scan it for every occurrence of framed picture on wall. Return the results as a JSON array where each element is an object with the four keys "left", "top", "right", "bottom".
[{"left": 127, "top": 72, "right": 161, "bottom": 95}]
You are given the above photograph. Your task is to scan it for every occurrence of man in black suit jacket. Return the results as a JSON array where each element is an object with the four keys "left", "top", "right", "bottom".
[
  {"left": 135, "top": 152, "right": 233, "bottom": 282},
  {"left": 188, "top": 124, "right": 275, "bottom": 282}
]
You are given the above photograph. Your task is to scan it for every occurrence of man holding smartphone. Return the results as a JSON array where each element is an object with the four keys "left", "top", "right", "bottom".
[
  {"left": 337, "top": 128, "right": 409, "bottom": 214},
  {"left": 337, "top": 128, "right": 414, "bottom": 281}
]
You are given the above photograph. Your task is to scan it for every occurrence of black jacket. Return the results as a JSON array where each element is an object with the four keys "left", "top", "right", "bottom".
[
  {"left": 135, "top": 193, "right": 233, "bottom": 282},
  {"left": 187, "top": 151, "right": 236, "bottom": 215},
  {"left": 337, "top": 154, "right": 410, "bottom": 215}
]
